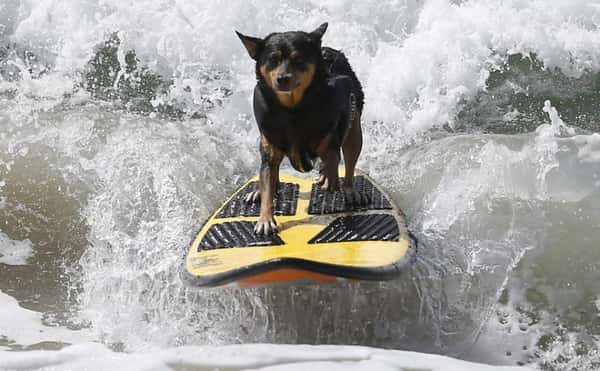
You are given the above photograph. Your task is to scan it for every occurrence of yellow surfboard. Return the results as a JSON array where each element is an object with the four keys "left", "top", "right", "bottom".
[{"left": 183, "top": 169, "right": 414, "bottom": 288}]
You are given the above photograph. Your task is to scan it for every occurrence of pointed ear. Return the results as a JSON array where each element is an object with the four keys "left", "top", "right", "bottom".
[
  {"left": 310, "top": 22, "right": 328, "bottom": 41},
  {"left": 235, "top": 31, "right": 263, "bottom": 60}
]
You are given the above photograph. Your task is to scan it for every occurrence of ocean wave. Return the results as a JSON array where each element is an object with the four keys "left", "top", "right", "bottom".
[{"left": 1, "top": 0, "right": 599, "bottom": 134}]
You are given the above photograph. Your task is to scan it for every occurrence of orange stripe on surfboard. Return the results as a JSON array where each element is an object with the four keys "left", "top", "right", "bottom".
[{"left": 238, "top": 268, "right": 339, "bottom": 286}]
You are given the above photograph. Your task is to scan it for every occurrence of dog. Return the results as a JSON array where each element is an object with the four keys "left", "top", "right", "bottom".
[{"left": 236, "top": 22, "right": 366, "bottom": 235}]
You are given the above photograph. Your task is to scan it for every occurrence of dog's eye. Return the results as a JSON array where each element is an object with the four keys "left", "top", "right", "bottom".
[
  {"left": 268, "top": 53, "right": 280, "bottom": 64},
  {"left": 292, "top": 57, "right": 304, "bottom": 65}
]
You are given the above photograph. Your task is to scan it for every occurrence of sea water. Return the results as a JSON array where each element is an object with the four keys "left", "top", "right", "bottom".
[{"left": 0, "top": 1, "right": 599, "bottom": 369}]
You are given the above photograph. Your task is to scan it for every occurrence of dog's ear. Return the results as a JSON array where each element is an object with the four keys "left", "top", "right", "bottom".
[
  {"left": 236, "top": 31, "right": 263, "bottom": 60},
  {"left": 310, "top": 22, "right": 328, "bottom": 42}
]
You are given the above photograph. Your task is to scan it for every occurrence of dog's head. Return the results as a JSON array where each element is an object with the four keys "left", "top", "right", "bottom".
[{"left": 236, "top": 23, "right": 327, "bottom": 106}]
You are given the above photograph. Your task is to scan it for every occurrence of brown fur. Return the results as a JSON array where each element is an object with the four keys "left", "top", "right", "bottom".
[
  {"left": 260, "top": 64, "right": 316, "bottom": 109},
  {"left": 257, "top": 135, "right": 283, "bottom": 231},
  {"left": 259, "top": 65, "right": 273, "bottom": 88}
]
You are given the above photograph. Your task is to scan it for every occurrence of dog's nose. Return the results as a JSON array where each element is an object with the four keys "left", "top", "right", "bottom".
[{"left": 276, "top": 74, "right": 292, "bottom": 86}]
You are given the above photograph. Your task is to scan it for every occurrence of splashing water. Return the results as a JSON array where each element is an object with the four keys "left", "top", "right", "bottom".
[{"left": 1, "top": 1, "right": 600, "bottom": 369}]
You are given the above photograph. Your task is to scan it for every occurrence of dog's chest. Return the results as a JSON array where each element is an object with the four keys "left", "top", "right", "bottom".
[
  {"left": 258, "top": 98, "right": 337, "bottom": 152},
  {"left": 280, "top": 112, "right": 333, "bottom": 152}
]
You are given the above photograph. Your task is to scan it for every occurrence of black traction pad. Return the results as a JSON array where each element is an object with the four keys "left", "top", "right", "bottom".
[
  {"left": 199, "top": 221, "right": 284, "bottom": 250},
  {"left": 217, "top": 182, "right": 299, "bottom": 218},
  {"left": 308, "top": 176, "right": 392, "bottom": 214},
  {"left": 309, "top": 214, "right": 399, "bottom": 244}
]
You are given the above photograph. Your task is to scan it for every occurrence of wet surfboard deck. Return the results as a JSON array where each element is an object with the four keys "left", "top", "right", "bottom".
[{"left": 183, "top": 169, "right": 414, "bottom": 288}]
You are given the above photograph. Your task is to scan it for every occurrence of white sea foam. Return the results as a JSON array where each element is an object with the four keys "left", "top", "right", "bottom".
[
  {"left": 1, "top": 0, "right": 599, "bottom": 135},
  {"left": 0, "top": 342, "right": 533, "bottom": 371},
  {"left": 0, "top": 231, "right": 33, "bottom": 266},
  {"left": 0, "top": 291, "right": 93, "bottom": 346},
  {"left": 573, "top": 133, "right": 600, "bottom": 164}
]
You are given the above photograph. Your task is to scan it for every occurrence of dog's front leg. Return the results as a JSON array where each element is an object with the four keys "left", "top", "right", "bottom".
[{"left": 255, "top": 136, "right": 283, "bottom": 235}]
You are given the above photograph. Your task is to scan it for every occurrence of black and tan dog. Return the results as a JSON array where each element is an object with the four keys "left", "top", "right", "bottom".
[{"left": 236, "top": 23, "right": 366, "bottom": 235}]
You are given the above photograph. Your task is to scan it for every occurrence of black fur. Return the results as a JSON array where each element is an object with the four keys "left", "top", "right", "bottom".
[
  {"left": 239, "top": 26, "right": 363, "bottom": 172},
  {"left": 321, "top": 46, "right": 364, "bottom": 113},
  {"left": 237, "top": 23, "right": 367, "bottom": 235}
]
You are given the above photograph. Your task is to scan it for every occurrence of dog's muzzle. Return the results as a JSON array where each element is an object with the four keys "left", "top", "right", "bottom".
[{"left": 275, "top": 73, "right": 298, "bottom": 92}]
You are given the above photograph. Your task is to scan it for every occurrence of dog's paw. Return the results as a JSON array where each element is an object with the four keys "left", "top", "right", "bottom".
[
  {"left": 244, "top": 190, "right": 260, "bottom": 203},
  {"left": 320, "top": 176, "right": 340, "bottom": 192},
  {"left": 254, "top": 217, "right": 278, "bottom": 235},
  {"left": 317, "top": 173, "right": 326, "bottom": 185},
  {"left": 343, "top": 187, "right": 370, "bottom": 205}
]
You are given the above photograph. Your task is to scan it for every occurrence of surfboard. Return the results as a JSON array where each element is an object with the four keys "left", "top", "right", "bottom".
[{"left": 183, "top": 169, "right": 414, "bottom": 288}]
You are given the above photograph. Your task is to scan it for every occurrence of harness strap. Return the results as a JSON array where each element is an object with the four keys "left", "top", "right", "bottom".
[{"left": 340, "top": 92, "right": 357, "bottom": 145}]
